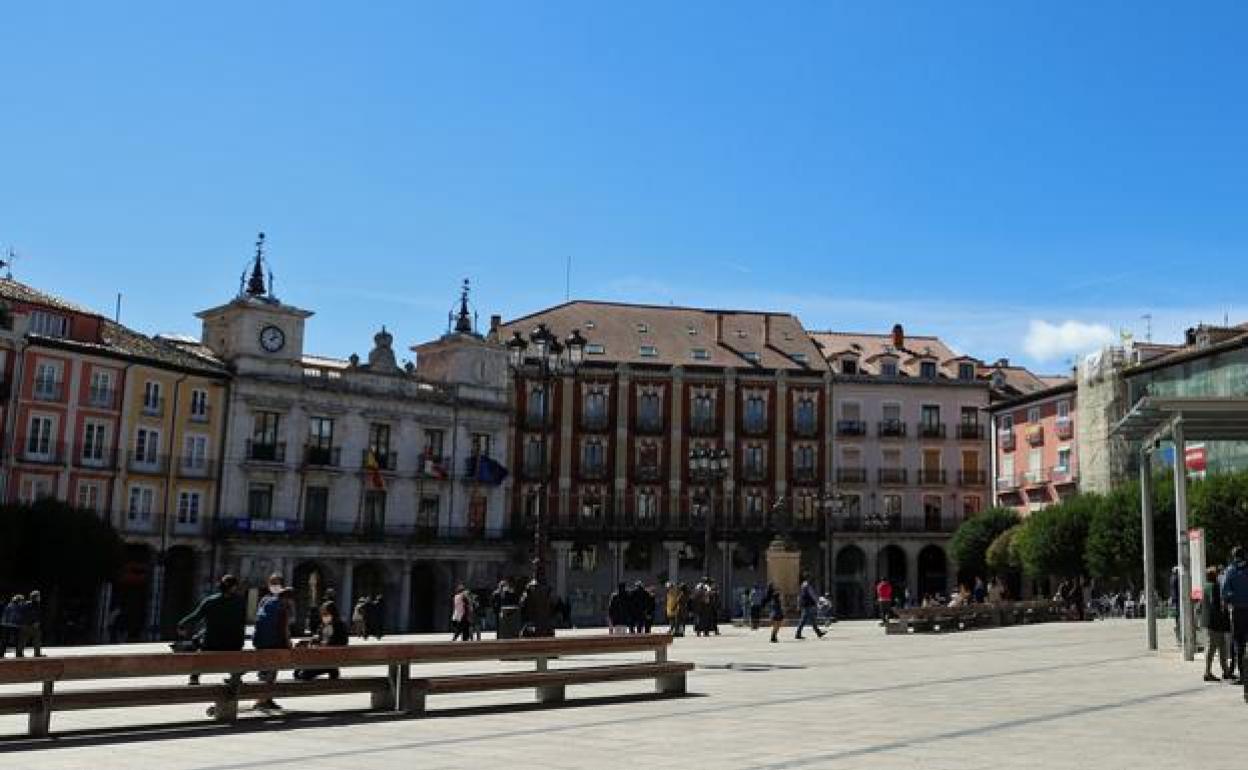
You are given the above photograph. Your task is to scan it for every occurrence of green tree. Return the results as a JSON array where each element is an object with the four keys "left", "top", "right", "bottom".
[
  {"left": 950, "top": 507, "right": 1019, "bottom": 582},
  {"left": 1085, "top": 476, "right": 1176, "bottom": 587},
  {"left": 0, "top": 499, "right": 125, "bottom": 641},
  {"left": 985, "top": 524, "right": 1022, "bottom": 577},
  {"left": 1014, "top": 495, "right": 1093, "bottom": 578},
  {"left": 1189, "top": 469, "right": 1248, "bottom": 565}
]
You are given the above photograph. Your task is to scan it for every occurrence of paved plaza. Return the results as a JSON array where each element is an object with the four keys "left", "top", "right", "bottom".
[{"left": 0, "top": 620, "right": 1241, "bottom": 769}]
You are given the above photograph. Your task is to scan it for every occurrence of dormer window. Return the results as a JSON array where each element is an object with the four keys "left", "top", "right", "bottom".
[
  {"left": 586, "top": 343, "right": 605, "bottom": 355},
  {"left": 29, "top": 310, "right": 68, "bottom": 338},
  {"left": 880, "top": 359, "right": 899, "bottom": 377},
  {"left": 958, "top": 363, "right": 975, "bottom": 381},
  {"left": 639, "top": 345, "right": 658, "bottom": 358},
  {"left": 690, "top": 348, "right": 710, "bottom": 361},
  {"left": 920, "top": 361, "right": 937, "bottom": 379},
  {"left": 742, "top": 351, "right": 760, "bottom": 363},
  {"left": 636, "top": 323, "right": 649, "bottom": 333},
  {"left": 841, "top": 358, "right": 858, "bottom": 375},
  {"left": 585, "top": 320, "right": 596, "bottom": 330},
  {"left": 791, "top": 352, "right": 808, "bottom": 363},
  {"left": 687, "top": 325, "right": 698, "bottom": 335},
  {"left": 735, "top": 330, "right": 747, "bottom": 339}
]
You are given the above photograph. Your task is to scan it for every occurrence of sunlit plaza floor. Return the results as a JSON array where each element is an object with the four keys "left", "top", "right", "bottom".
[{"left": 0, "top": 619, "right": 1240, "bottom": 769}]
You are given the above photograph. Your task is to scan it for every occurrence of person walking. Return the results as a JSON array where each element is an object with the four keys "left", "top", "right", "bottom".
[
  {"left": 1, "top": 595, "right": 25, "bottom": 657},
  {"left": 1201, "top": 566, "right": 1232, "bottom": 682},
  {"left": 251, "top": 585, "right": 295, "bottom": 711},
  {"left": 1220, "top": 547, "right": 1248, "bottom": 698},
  {"left": 764, "top": 582, "right": 784, "bottom": 643},
  {"left": 673, "top": 584, "right": 689, "bottom": 637},
  {"left": 607, "top": 583, "right": 628, "bottom": 634},
  {"left": 875, "top": 579, "right": 893, "bottom": 625},
  {"left": 365, "top": 595, "right": 385, "bottom": 640},
  {"left": 707, "top": 580, "right": 722, "bottom": 636},
  {"left": 451, "top": 584, "right": 472, "bottom": 642},
  {"left": 352, "top": 597, "right": 369, "bottom": 639},
  {"left": 748, "top": 584, "right": 763, "bottom": 630},
  {"left": 177, "top": 575, "right": 247, "bottom": 717},
  {"left": 641, "top": 583, "right": 656, "bottom": 633},
  {"left": 794, "top": 577, "right": 826, "bottom": 640}
]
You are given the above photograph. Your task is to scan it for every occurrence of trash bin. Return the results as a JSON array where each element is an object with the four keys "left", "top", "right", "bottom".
[{"left": 497, "top": 605, "right": 522, "bottom": 639}]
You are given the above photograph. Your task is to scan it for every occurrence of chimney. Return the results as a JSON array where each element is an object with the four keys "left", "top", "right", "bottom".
[
  {"left": 1184, "top": 327, "right": 1197, "bottom": 346},
  {"left": 891, "top": 323, "right": 905, "bottom": 349}
]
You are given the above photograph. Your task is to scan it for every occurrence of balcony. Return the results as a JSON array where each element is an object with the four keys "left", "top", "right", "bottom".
[
  {"left": 246, "top": 440, "right": 287, "bottom": 463},
  {"left": 520, "top": 460, "right": 550, "bottom": 481},
  {"left": 634, "top": 464, "right": 662, "bottom": 483},
  {"left": 303, "top": 444, "right": 342, "bottom": 468},
  {"left": 791, "top": 466, "right": 818, "bottom": 485},
  {"left": 957, "top": 469, "right": 987, "bottom": 486},
  {"left": 689, "top": 417, "right": 718, "bottom": 437},
  {"left": 878, "top": 467, "right": 907, "bottom": 485},
  {"left": 127, "top": 451, "right": 169, "bottom": 474},
  {"left": 86, "top": 388, "right": 116, "bottom": 409},
  {"left": 190, "top": 406, "right": 212, "bottom": 424},
  {"left": 177, "top": 457, "right": 217, "bottom": 478},
  {"left": 1050, "top": 464, "right": 1077, "bottom": 486},
  {"left": 1022, "top": 468, "right": 1049, "bottom": 487},
  {"left": 740, "top": 465, "right": 768, "bottom": 484},
  {"left": 141, "top": 398, "right": 165, "bottom": 417},
  {"left": 878, "top": 419, "right": 907, "bottom": 438},
  {"left": 999, "top": 430, "right": 1016, "bottom": 451},
  {"left": 74, "top": 447, "right": 117, "bottom": 470},
  {"left": 918, "top": 468, "right": 947, "bottom": 485},
  {"left": 835, "top": 514, "right": 961, "bottom": 534},
  {"left": 579, "top": 462, "right": 610, "bottom": 481},
  {"left": 523, "top": 410, "right": 553, "bottom": 431},
  {"left": 416, "top": 454, "right": 450, "bottom": 479},
  {"left": 836, "top": 419, "right": 867, "bottom": 437},
  {"left": 1026, "top": 425, "right": 1044, "bottom": 446},
  {"left": 635, "top": 415, "right": 665, "bottom": 435},
  {"left": 581, "top": 412, "right": 610, "bottom": 432},
  {"left": 957, "top": 423, "right": 985, "bottom": 440},
  {"left": 996, "top": 474, "right": 1021, "bottom": 492},
  {"left": 33, "top": 381, "right": 64, "bottom": 402},
  {"left": 214, "top": 517, "right": 508, "bottom": 544},
  {"left": 740, "top": 418, "right": 768, "bottom": 437},
  {"left": 21, "top": 441, "right": 65, "bottom": 465},
  {"left": 362, "top": 449, "right": 398, "bottom": 472},
  {"left": 917, "top": 422, "right": 946, "bottom": 439},
  {"left": 1055, "top": 417, "right": 1074, "bottom": 440},
  {"left": 836, "top": 467, "right": 867, "bottom": 484},
  {"left": 792, "top": 418, "right": 818, "bottom": 439}
]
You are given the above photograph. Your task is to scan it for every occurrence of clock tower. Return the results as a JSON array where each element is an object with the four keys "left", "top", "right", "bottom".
[{"left": 196, "top": 233, "right": 313, "bottom": 376}]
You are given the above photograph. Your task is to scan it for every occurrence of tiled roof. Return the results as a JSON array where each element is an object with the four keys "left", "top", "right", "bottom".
[
  {"left": 500, "top": 300, "right": 824, "bottom": 371},
  {"left": 810, "top": 330, "right": 972, "bottom": 378},
  {"left": 0, "top": 277, "right": 102, "bottom": 317}
]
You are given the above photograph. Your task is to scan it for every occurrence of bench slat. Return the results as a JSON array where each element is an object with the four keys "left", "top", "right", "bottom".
[
  {"left": 237, "top": 676, "right": 389, "bottom": 699},
  {"left": 418, "top": 662, "right": 695, "bottom": 694}
]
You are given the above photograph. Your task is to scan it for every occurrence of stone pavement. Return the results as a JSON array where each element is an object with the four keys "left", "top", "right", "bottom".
[{"left": 1, "top": 620, "right": 1242, "bottom": 769}]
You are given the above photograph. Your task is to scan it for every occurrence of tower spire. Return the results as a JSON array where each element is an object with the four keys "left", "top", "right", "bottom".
[
  {"left": 454, "top": 278, "right": 474, "bottom": 334},
  {"left": 245, "top": 232, "right": 268, "bottom": 297}
]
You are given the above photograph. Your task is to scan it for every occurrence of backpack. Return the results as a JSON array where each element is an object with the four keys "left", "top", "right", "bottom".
[{"left": 253, "top": 595, "right": 286, "bottom": 648}]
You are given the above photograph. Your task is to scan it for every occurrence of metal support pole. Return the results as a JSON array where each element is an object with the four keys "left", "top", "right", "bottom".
[
  {"left": 1139, "top": 451, "right": 1157, "bottom": 651},
  {"left": 1172, "top": 420, "right": 1196, "bottom": 661}
]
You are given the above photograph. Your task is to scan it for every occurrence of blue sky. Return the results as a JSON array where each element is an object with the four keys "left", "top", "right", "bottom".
[{"left": 3, "top": 2, "right": 1246, "bottom": 372}]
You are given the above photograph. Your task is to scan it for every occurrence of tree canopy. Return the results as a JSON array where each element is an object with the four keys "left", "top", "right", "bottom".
[{"left": 949, "top": 507, "right": 1020, "bottom": 582}]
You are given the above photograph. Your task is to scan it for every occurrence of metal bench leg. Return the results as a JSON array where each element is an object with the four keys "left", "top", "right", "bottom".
[
  {"left": 390, "top": 664, "right": 419, "bottom": 714},
  {"left": 28, "top": 681, "right": 53, "bottom": 737},
  {"left": 656, "top": 673, "right": 686, "bottom": 695},
  {"left": 213, "top": 674, "right": 240, "bottom": 723}
]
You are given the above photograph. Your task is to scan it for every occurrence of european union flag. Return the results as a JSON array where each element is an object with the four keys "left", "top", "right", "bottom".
[{"left": 475, "top": 456, "right": 510, "bottom": 485}]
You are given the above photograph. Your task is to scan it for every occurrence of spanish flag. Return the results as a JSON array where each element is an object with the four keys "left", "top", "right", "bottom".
[{"left": 365, "top": 450, "right": 386, "bottom": 490}]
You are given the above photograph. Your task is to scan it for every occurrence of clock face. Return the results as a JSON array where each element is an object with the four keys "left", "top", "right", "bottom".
[{"left": 259, "top": 325, "right": 286, "bottom": 353}]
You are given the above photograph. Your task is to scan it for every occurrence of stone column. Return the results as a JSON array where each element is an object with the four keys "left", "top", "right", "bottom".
[
  {"left": 719, "top": 540, "right": 734, "bottom": 614},
  {"left": 723, "top": 369, "right": 737, "bottom": 525},
  {"left": 608, "top": 541, "right": 626, "bottom": 586},
  {"left": 558, "top": 374, "right": 575, "bottom": 520},
  {"left": 663, "top": 540, "right": 683, "bottom": 585},
  {"left": 552, "top": 540, "right": 573, "bottom": 599},
  {"left": 905, "top": 544, "right": 920, "bottom": 607},
  {"left": 146, "top": 556, "right": 165, "bottom": 640},
  {"left": 669, "top": 368, "right": 685, "bottom": 527},
  {"left": 614, "top": 366, "right": 632, "bottom": 518},
  {"left": 398, "top": 561, "right": 412, "bottom": 633},
  {"left": 341, "top": 558, "right": 356, "bottom": 606}
]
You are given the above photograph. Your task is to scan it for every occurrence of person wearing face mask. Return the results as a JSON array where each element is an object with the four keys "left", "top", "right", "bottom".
[{"left": 252, "top": 583, "right": 295, "bottom": 711}]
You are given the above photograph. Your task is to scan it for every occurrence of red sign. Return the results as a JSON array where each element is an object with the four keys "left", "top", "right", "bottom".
[{"left": 1185, "top": 445, "right": 1207, "bottom": 473}]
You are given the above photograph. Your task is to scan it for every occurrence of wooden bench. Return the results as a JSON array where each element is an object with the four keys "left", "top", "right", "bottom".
[
  {"left": 886, "top": 600, "right": 1067, "bottom": 635},
  {"left": 0, "top": 634, "right": 692, "bottom": 737}
]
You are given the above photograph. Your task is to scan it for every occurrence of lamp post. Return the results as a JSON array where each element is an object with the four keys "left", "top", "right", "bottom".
[
  {"left": 819, "top": 491, "right": 847, "bottom": 599},
  {"left": 864, "top": 507, "right": 895, "bottom": 613},
  {"left": 506, "top": 323, "right": 587, "bottom": 636},
  {"left": 688, "top": 447, "right": 730, "bottom": 580}
]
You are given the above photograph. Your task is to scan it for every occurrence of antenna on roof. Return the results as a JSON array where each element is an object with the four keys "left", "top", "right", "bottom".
[
  {"left": 565, "top": 255, "right": 571, "bottom": 302},
  {"left": 1141, "top": 313, "right": 1152, "bottom": 342},
  {"left": 0, "top": 247, "right": 17, "bottom": 279},
  {"left": 115, "top": 293, "right": 122, "bottom": 323}
]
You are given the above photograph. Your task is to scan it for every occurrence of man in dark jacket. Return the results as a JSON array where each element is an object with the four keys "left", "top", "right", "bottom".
[
  {"left": 1202, "top": 566, "right": 1232, "bottom": 682},
  {"left": 607, "top": 583, "right": 627, "bottom": 632},
  {"left": 1220, "top": 547, "right": 1248, "bottom": 697},
  {"left": 178, "top": 575, "right": 246, "bottom": 696}
]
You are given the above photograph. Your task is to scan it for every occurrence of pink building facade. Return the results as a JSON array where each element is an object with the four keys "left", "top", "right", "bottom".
[{"left": 988, "top": 381, "right": 1077, "bottom": 514}]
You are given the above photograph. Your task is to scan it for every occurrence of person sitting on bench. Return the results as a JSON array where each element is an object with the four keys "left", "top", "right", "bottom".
[{"left": 294, "top": 602, "right": 348, "bottom": 681}]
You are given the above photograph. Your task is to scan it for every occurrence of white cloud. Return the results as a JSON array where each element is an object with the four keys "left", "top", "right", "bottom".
[{"left": 1022, "top": 319, "right": 1117, "bottom": 361}]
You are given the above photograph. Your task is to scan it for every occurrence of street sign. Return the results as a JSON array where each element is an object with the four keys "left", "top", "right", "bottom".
[
  {"left": 1189, "top": 528, "right": 1206, "bottom": 601},
  {"left": 1185, "top": 444, "right": 1207, "bottom": 473}
]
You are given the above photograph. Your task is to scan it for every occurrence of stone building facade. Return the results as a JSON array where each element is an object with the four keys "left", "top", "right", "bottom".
[{"left": 196, "top": 257, "right": 513, "bottom": 632}]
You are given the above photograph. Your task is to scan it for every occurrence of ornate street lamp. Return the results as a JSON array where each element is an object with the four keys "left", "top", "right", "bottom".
[
  {"left": 819, "top": 491, "right": 847, "bottom": 598},
  {"left": 506, "top": 323, "right": 588, "bottom": 636},
  {"left": 688, "top": 446, "right": 730, "bottom": 580}
]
